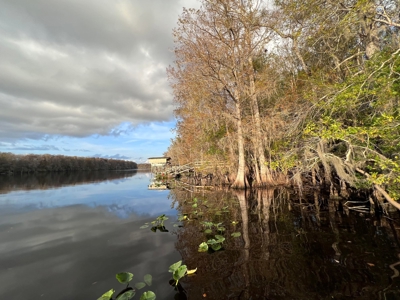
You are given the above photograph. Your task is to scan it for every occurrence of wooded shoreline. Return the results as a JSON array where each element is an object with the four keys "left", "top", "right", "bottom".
[
  {"left": 165, "top": 0, "right": 400, "bottom": 210},
  {"left": 0, "top": 152, "right": 139, "bottom": 174}
]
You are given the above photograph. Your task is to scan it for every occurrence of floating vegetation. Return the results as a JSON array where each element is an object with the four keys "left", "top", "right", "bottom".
[
  {"left": 98, "top": 272, "right": 154, "bottom": 300},
  {"left": 168, "top": 260, "right": 197, "bottom": 286},
  {"left": 98, "top": 256, "right": 196, "bottom": 299},
  {"left": 231, "top": 232, "right": 241, "bottom": 238},
  {"left": 201, "top": 221, "right": 226, "bottom": 234},
  {"left": 140, "top": 214, "right": 169, "bottom": 233},
  {"left": 198, "top": 234, "right": 226, "bottom": 252}
]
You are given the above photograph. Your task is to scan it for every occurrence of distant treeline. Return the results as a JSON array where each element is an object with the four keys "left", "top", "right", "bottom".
[{"left": 0, "top": 152, "right": 138, "bottom": 174}]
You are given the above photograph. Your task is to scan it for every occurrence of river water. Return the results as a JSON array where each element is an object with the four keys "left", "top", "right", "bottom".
[{"left": 0, "top": 171, "right": 399, "bottom": 299}]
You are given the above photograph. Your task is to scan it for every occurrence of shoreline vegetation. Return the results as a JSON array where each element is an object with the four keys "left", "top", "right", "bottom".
[
  {"left": 0, "top": 152, "right": 144, "bottom": 174},
  {"left": 165, "top": 0, "right": 400, "bottom": 210}
]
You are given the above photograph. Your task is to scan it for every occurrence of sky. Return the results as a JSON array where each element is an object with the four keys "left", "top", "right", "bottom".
[{"left": 0, "top": 0, "right": 199, "bottom": 162}]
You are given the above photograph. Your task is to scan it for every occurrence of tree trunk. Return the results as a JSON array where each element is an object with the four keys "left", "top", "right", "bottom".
[
  {"left": 250, "top": 85, "right": 269, "bottom": 186},
  {"left": 232, "top": 100, "right": 249, "bottom": 189}
]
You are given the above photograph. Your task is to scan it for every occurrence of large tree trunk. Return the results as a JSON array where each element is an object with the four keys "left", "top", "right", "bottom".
[
  {"left": 232, "top": 100, "right": 249, "bottom": 189},
  {"left": 248, "top": 56, "right": 270, "bottom": 186},
  {"left": 252, "top": 97, "right": 270, "bottom": 186}
]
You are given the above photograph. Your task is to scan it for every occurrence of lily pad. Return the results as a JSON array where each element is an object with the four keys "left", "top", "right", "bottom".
[
  {"left": 135, "top": 282, "right": 146, "bottom": 290},
  {"left": 157, "top": 215, "right": 168, "bottom": 221},
  {"left": 144, "top": 274, "right": 152, "bottom": 286},
  {"left": 116, "top": 272, "right": 133, "bottom": 284},
  {"left": 116, "top": 290, "right": 135, "bottom": 300},
  {"left": 198, "top": 242, "right": 208, "bottom": 252},
  {"left": 203, "top": 221, "right": 213, "bottom": 228},
  {"left": 173, "top": 265, "right": 187, "bottom": 281},
  {"left": 169, "top": 261, "right": 182, "bottom": 273},
  {"left": 211, "top": 243, "right": 222, "bottom": 251},
  {"left": 98, "top": 289, "right": 115, "bottom": 300},
  {"left": 215, "top": 235, "right": 225, "bottom": 243},
  {"left": 231, "top": 232, "right": 241, "bottom": 238},
  {"left": 140, "top": 291, "right": 156, "bottom": 300}
]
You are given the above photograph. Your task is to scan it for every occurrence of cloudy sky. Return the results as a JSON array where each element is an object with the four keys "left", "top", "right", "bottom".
[{"left": 0, "top": 0, "right": 199, "bottom": 162}]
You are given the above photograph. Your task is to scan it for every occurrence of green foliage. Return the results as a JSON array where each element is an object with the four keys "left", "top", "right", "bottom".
[
  {"left": 173, "top": 265, "right": 188, "bottom": 283},
  {"left": 140, "top": 291, "right": 156, "bottom": 300},
  {"left": 302, "top": 47, "right": 400, "bottom": 199},
  {"left": 116, "top": 291, "right": 135, "bottom": 300},
  {"left": 116, "top": 272, "right": 134, "bottom": 285},
  {"left": 201, "top": 221, "right": 225, "bottom": 233},
  {"left": 202, "top": 221, "right": 214, "bottom": 229},
  {"left": 140, "top": 215, "right": 169, "bottom": 233},
  {"left": 210, "top": 243, "right": 222, "bottom": 251},
  {"left": 134, "top": 283, "right": 146, "bottom": 290},
  {"left": 98, "top": 289, "right": 115, "bottom": 300},
  {"left": 198, "top": 233, "right": 226, "bottom": 252},
  {"left": 143, "top": 274, "right": 152, "bottom": 286},
  {"left": 231, "top": 232, "right": 241, "bottom": 238},
  {"left": 198, "top": 242, "right": 209, "bottom": 252},
  {"left": 169, "top": 261, "right": 190, "bottom": 286},
  {"left": 168, "top": 261, "right": 182, "bottom": 273},
  {"left": 155, "top": 214, "right": 169, "bottom": 226},
  {"left": 100, "top": 273, "right": 154, "bottom": 300},
  {"left": 214, "top": 235, "right": 225, "bottom": 243}
]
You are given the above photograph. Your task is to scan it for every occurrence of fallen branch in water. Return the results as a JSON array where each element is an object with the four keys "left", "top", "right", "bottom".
[{"left": 356, "top": 168, "right": 400, "bottom": 210}]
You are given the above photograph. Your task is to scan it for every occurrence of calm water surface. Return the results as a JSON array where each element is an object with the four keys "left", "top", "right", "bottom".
[
  {"left": 0, "top": 171, "right": 180, "bottom": 300},
  {"left": 1, "top": 172, "right": 400, "bottom": 300}
]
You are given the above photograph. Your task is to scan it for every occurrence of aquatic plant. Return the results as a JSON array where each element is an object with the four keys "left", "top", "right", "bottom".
[
  {"left": 201, "top": 221, "right": 225, "bottom": 234},
  {"left": 168, "top": 260, "right": 197, "bottom": 286},
  {"left": 140, "top": 214, "right": 169, "bottom": 232},
  {"left": 231, "top": 232, "right": 241, "bottom": 238},
  {"left": 98, "top": 272, "right": 155, "bottom": 300},
  {"left": 98, "top": 261, "right": 196, "bottom": 300},
  {"left": 198, "top": 234, "right": 226, "bottom": 252}
]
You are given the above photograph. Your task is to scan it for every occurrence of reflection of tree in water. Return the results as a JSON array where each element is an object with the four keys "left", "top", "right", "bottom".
[
  {"left": 170, "top": 188, "right": 400, "bottom": 299},
  {"left": 0, "top": 170, "right": 137, "bottom": 194}
]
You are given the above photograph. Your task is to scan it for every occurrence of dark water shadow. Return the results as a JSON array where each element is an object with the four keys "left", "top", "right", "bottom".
[
  {"left": 0, "top": 170, "right": 138, "bottom": 194},
  {"left": 170, "top": 187, "right": 400, "bottom": 299}
]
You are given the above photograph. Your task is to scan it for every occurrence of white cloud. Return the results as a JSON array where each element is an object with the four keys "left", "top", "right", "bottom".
[{"left": 0, "top": 0, "right": 199, "bottom": 142}]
